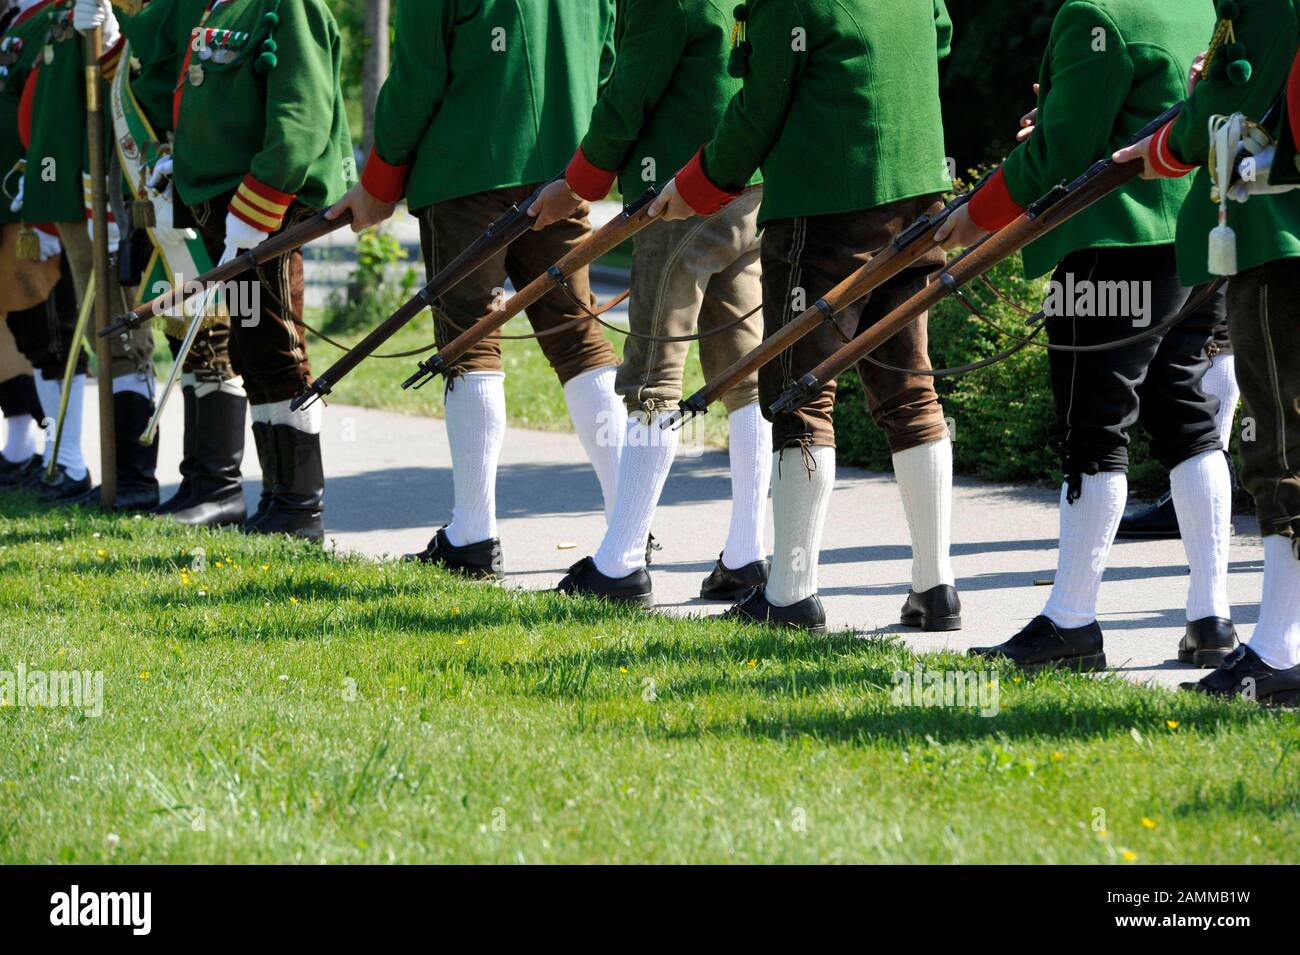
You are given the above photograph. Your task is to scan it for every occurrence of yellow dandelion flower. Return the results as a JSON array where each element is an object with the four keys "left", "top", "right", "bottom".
[
  {"left": 215, "top": 561, "right": 224, "bottom": 569},
  {"left": 1121, "top": 849, "right": 1137, "bottom": 862},
  {"left": 747, "top": 659, "right": 757, "bottom": 668},
  {"left": 289, "top": 596, "right": 299, "bottom": 604},
  {"left": 618, "top": 666, "right": 628, "bottom": 673},
  {"left": 96, "top": 549, "right": 107, "bottom": 559},
  {"left": 451, "top": 607, "right": 460, "bottom": 616},
  {"left": 1141, "top": 817, "right": 1157, "bottom": 829},
  {"left": 1051, "top": 751, "right": 1064, "bottom": 762},
  {"left": 57, "top": 647, "right": 65, "bottom": 657},
  {"left": 138, "top": 671, "right": 150, "bottom": 680},
  {"left": 261, "top": 564, "right": 270, "bottom": 572},
  {"left": 455, "top": 639, "right": 467, "bottom": 646},
  {"left": 1165, "top": 720, "right": 1180, "bottom": 730}
]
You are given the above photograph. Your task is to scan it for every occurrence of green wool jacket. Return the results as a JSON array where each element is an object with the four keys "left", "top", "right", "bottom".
[
  {"left": 0, "top": 0, "right": 52, "bottom": 225},
  {"left": 365, "top": 0, "right": 616, "bottom": 211},
  {"left": 20, "top": 0, "right": 95, "bottom": 222},
  {"left": 1162, "top": 0, "right": 1300, "bottom": 285},
  {"left": 119, "top": 0, "right": 355, "bottom": 223},
  {"left": 975, "top": 0, "right": 1214, "bottom": 280},
  {"left": 571, "top": 0, "right": 760, "bottom": 200},
  {"left": 683, "top": 0, "right": 954, "bottom": 225}
]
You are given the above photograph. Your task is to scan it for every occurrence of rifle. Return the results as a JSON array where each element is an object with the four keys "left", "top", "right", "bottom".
[
  {"left": 662, "top": 185, "right": 984, "bottom": 429},
  {"left": 100, "top": 209, "right": 354, "bottom": 337},
  {"left": 291, "top": 176, "right": 561, "bottom": 411},
  {"left": 400, "top": 185, "right": 665, "bottom": 391},
  {"left": 84, "top": 26, "right": 116, "bottom": 506},
  {"left": 769, "top": 104, "right": 1184, "bottom": 415}
]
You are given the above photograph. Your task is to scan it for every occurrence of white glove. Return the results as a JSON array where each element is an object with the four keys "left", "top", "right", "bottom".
[
  {"left": 223, "top": 211, "right": 271, "bottom": 252},
  {"left": 86, "top": 215, "right": 121, "bottom": 255},
  {"left": 73, "top": 0, "right": 119, "bottom": 49},
  {"left": 37, "top": 229, "right": 62, "bottom": 262},
  {"left": 9, "top": 173, "right": 23, "bottom": 214},
  {"left": 147, "top": 155, "right": 173, "bottom": 191}
]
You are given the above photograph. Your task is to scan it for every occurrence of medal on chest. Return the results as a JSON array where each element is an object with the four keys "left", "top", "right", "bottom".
[{"left": 188, "top": 61, "right": 204, "bottom": 86}]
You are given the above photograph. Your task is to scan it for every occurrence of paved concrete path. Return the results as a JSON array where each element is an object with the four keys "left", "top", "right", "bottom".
[{"left": 76, "top": 388, "right": 1265, "bottom": 691}]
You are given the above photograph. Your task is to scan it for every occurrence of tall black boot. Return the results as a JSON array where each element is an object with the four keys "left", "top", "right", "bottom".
[
  {"left": 70, "top": 391, "right": 160, "bottom": 511},
  {"left": 111, "top": 391, "right": 161, "bottom": 512},
  {"left": 247, "top": 423, "right": 323, "bottom": 543},
  {"left": 171, "top": 387, "right": 248, "bottom": 527},
  {"left": 152, "top": 383, "right": 198, "bottom": 514},
  {"left": 242, "top": 420, "right": 277, "bottom": 533}
]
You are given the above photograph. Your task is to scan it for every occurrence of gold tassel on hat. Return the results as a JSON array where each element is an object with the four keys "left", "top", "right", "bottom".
[{"left": 15, "top": 226, "right": 41, "bottom": 262}]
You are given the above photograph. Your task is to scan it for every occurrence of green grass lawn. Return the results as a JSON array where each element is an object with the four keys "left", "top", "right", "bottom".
[{"left": 2, "top": 494, "right": 1297, "bottom": 863}]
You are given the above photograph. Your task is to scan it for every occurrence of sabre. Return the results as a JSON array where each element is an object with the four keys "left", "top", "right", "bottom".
[
  {"left": 137, "top": 246, "right": 234, "bottom": 445},
  {"left": 43, "top": 272, "right": 96, "bottom": 483}
]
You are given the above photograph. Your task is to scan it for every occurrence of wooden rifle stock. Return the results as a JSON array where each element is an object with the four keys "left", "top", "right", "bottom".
[
  {"left": 401, "top": 185, "right": 665, "bottom": 390},
  {"left": 291, "top": 176, "right": 562, "bottom": 410},
  {"left": 101, "top": 209, "right": 354, "bottom": 337},
  {"left": 770, "top": 104, "right": 1183, "bottom": 414}
]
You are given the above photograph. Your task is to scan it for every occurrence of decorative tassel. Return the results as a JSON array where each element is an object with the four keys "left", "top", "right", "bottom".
[
  {"left": 15, "top": 226, "right": 40, "bottom": 262},
  {"left": 1208, "top": 218, "right": 1238, "bottom": 276},
  {"left": 132, "top": 199, "right": 156, "bottom": 228}
]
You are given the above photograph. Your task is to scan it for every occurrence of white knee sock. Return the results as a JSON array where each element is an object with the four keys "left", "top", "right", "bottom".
[
  {"left": 593, "top": 412, "right": 678, "bottom": 578},
  {"left": 766, "top": 445, "right": 835, "bottom": 607},
  {"left": 35, "top": 370, "right": 87, "bottom": 480},
  {"left": 442, "top": 371, "right": 506, "bottom": 547},
  {"left": 563, "top": 365, "right": 626, "bottom": 523},
  {"left": 261, "top": 396, "right": 322, "bottom": 434},
  {"left": 893, "top": 437, "right": 956, "bottom": 592},
  {"left": 112, "top": 371, "right": 155, "bottom": 401},
  {"left": 1249, "top": 536, "right": 1300, "bottom": 670},
  {"left": 1043, "top": 472, "right": 1127, "bottom": 629},
  {"left": 2, "top": 414, "right": 39, "bottom": 463},
  {"left": 1203, "top": 352, "right": 1240, "bottom": 450},
  {"left": 1169, "top": 450, "right": 1232, "bottom": 621},
  {"left": 722, "top": 401, "right": 772, "bottom": 569}
]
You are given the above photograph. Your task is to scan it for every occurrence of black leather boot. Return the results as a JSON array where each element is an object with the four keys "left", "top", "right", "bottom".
[
  {"left": 405, "top": 527, "right": 504, "bottom": 579},
  {"left": 245, "top": 423, "right": 323, "bottom": 543},
  {"left": 700, "top": 554, "right": 769, "bottom": 601},
  {"left": 70, "top": 391, "right": 160, "bottom": 511},
  {"left": 1178, "top": 617, "right": 1238, "bottom": 667},
  {"left": 1116, "top": 490, "right": 1179, "bottom": 540},
  {"left": 900, "top": 584, "right": 963, "bottom": 631},
  {"left": 170, "top": 387, "right": 247, "bottom": 528},
  {"left": 152, "top": 384, "right": 197, "bottom": 515},
  {"left": 969, "top": 615, "right": 1107, "bottom": 672},
  {"left": 242, "top": 420, "right": 276, "bottom": 532},
  {"left": 0, "top": 455, "right": 42, "bottom": 488},
  {"left": 1181, "top": 645, "right": 1300, "bottom": 706},
  {"left": 558, "top": 556, "right": 654, "bottom": 606},
  {"left": 35, "top": 463, "right": 92, "bottom": 503},
  {"left": 722, "top": 587, "right": 827, "bottom": 634}
]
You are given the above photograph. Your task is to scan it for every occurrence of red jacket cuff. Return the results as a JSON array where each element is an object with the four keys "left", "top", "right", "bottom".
[
  {"left": 1149, "top": 120, "right": 1197, "bottom": 178},
  {"left": 99, "top": 35, "right": 125, "bottom": 82},
  {"left": 229, "top": 175, "right": 296, "bottom": 232},
  {"left": 361, "top": 147, "right": 409, "bottom": 204},
  {"left": 565, "top": 147, "right": 617, "bottom": 202},
  {"left": 967, "top": 169, "right": 1024, "bottom": 232},
  {"left": 675, "top": 148, "right": 742, "bottom": 216}
]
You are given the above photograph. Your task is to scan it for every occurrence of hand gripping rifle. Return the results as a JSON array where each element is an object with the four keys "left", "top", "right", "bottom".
[
  {"left": 400, "top": 184, "right": 666, "bottom": 391},
  {"left": 769, "top": 103, "right": 1184, "bottom": 416},
  {"left": 660, "top": 181, "right": 986, "bottom": 430},
  {"left": 99, "top": 209, "right": 354, "bottom": 338}
]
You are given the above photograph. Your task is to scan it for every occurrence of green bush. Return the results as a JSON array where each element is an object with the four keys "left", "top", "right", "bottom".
[{"left": 323, "top": 228, "right": 419, "bottom": 336}]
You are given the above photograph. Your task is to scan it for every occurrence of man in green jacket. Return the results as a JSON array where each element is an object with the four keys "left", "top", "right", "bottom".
[
  {"left": 327, "top": 0, "right": 625, "bottom": 579},
  {"left": 651, "top": 0, "right": 962, "bottom": 634},
  {"left": 78, "top": 0, "right": 357, "bottom": 543},
  {"left": 528, "top": 0, "right": 772, "bottom": 608},
  {"left": 938, "top": 0, "right": 1237, "bottom": 674},
  {"left": 18, "top": 0, "right": 159, "bottom": 508},
  {"left": 1115, "top": 0, "right": 1300, "bottom": 705}
]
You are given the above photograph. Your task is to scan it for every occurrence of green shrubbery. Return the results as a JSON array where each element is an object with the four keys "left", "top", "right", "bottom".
[{"left": 322, "top": 228, "right": 419, "bottom": 336}]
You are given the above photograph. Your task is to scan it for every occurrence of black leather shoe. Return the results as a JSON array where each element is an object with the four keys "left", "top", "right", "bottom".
[
  {"left": 0, "top": 456, "right": 42, "bottom": 488},
  {"left": 557, "top": 556, "right": 654, "bottom": 606},
  {"left": 700, "top": 554, "right": 769, "bottom": 601},
  {"left": 1116, "top": 490, "right": 1179, "bottom": 540},
  {"left": 35, "top": 464, "right": 92, "bottom": 504},
  {"left": 969, "top": 615, "right": 1107, "bottom": 672},
  {"left": 405, "top": 527, "right": 503, "bottom": 579},
  {"left": 1181, "top": 645, "right": 1300, "bottom": 706},
  {"left": 900, "top": 584, "right": 963, "bottom": 631},
  {"left": 1179, "top": 617, "right": 1238, "bottom": 667},
  {"left": 722, "top": 587, "right": 827, "bottom": 634}
]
